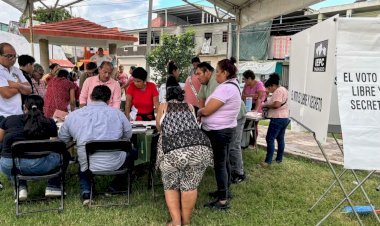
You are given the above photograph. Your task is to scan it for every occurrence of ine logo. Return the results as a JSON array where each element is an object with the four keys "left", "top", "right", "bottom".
[{"left": 313, "top": 40, "right": 328, "bottom": 72}]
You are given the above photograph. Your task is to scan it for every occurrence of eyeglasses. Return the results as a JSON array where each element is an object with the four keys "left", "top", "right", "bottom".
[{"left": 1, "top": 54, "right": 18, "bottom": 60}]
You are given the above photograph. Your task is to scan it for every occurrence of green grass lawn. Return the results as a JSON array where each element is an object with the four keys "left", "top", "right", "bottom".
[{"left": 1, "top": 149, "right": 379, "bottom": 226}]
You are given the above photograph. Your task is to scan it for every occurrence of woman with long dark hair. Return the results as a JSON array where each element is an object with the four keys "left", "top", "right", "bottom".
[
  {"left": 197, "top": 57, "right": 241, "bottom": 210},
  {"left": 159, "top": 61, "right": 182, "bottom": 103},
  {"left": 260, "top": 73, "right": 289, "bottom": 167},
  {"left": 0, "top": 95, "right": 68, "bottom": 200}
]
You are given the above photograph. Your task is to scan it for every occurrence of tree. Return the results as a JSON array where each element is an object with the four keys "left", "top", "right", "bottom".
[
  {"left": 20, "top": 7, "right": 72, "bottom": 24},
  {"left": 146, "top": 30, "right": 196, "bottom": 86}
]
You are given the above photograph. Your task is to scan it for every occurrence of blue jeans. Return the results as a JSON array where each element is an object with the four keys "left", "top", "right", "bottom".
[
  {"left": 203, "top": 127, "right": 234, "bottom": 200},
  {"left": 265, "top": 118, "right": 290, "bottom": 164},
  {"left": 0, "top": 153, "right": 62, "bottom": 189},
  {"left": 229, "top": 117, "right": 246, "bottom": 175}
]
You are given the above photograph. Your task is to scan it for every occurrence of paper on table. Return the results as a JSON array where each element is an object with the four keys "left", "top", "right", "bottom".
[
  {"left": 246, "top": 112, "right": 263, "bottom": 120},
  {"left": 130, "top": 106, "right": 138, "bottom": 121}
]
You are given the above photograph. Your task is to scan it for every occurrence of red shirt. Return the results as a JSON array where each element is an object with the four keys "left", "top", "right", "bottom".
[
  {"left": 126, "top": 81, "right": 158, "bottom": 115},
  {"left": 44, "top": 77, "right": 76, "bottom": 117}
]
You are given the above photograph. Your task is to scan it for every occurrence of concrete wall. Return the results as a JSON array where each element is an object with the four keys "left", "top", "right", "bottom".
[
  {"left": 117, "top": 56, "right": 146, "bottom": 69},
  {"left": 184, "top": 23, "right": 229, "bottom": 56},
  {"left": 117, "top": 23, "right": 229, "bottom": 57}
]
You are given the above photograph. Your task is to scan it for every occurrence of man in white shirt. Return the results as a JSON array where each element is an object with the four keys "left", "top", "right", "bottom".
[
  {"left": 0, "top": 43, "right": 32, "bottom": 119},
  {"left": 90, "top": 47, "right": 112, "bottom": 67}
]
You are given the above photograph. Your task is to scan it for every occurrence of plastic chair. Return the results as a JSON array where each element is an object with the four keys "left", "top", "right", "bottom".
[
  {"left": 11, "top": 140, "right": 67, "bottom": 217},
  {"left": 85, "top": 139, "right": 133, "bottom": 207}
]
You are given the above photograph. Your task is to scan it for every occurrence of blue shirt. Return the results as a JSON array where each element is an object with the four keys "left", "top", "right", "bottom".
[{"left": 58, "top": 101, "right": 132, "bottom": 172}]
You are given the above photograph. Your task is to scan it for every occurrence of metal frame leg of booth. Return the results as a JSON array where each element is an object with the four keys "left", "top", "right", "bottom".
[
  {"left": 290, "top": 117, "right": 376, "bottom": 226},
  {"left": 310, "top": 133, "right": 380, "bottom": 225}
]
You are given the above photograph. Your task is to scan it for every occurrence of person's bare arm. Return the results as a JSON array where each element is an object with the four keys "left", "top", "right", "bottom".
[
  {"left": 264, "top": 101, "right": 282, "bottom": 109},
  {"left": 153, "top": 96, "right": 160, "bottom": 111},
  {"left": 7, "top": 81, "right": 32, "bottom": 95},
  {"left": 155, "top": 103, "right": 167, "bottom": 131},
  {"left": 0, "top": 86, "right": 19, "bottom": 98},
  {"left": 125, "top": 94, "right": 132, "bottom": 121},
  {"left": 0, "top": 128, "right": 5, "bottom": 142},
  {"left": 69, "top": 88, "right": 76, "bottom": 112},
  {"left": 198, "top": 98, "right": 224, "bottom": 117},
  {"left": 199, "top": 99, "right": 205, "bottom": 108},
  {"left": 253, "top": 90, "right": 265, "bottom": 112}
]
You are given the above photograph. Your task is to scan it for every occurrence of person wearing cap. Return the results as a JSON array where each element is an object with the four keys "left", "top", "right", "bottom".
[{"left": 90, "top": 47, "right": 112, "bottom": 67}]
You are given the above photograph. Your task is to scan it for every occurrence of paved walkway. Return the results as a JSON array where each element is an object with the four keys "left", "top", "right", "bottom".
[{"left": 255, "top": 125, "right": 344, "bottom": 165}]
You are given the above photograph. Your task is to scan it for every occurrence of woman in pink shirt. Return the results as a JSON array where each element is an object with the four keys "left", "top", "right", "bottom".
[
  {"left": 242, "top": 70, "right": 266, "bottom": 148},
  {"left": 260, "top": 73, "right": 289, "bottom": 167},
  {"left": 197, "top": 57, "right": 241, "bottom": 210}
]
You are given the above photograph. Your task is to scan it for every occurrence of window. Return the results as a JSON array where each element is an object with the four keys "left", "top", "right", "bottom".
[
  {"left": 204, "top": 32, "right": 212, "bottom": 46},
  {"left": 222, "top": 31, "right": 228, "bottom": 42},
  {"left": 139, "top": 31, "right": 160, "bottom": 45},
  {"left": 139, "top": 32, "right": 147, "bottom": 45},
  {"left": 152, "top": 32, "right": 160, "bottom": 44}
]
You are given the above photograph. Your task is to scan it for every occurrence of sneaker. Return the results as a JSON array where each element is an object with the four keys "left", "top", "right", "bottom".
[
  {"left": 208, "top": 190, "right": 233, "bottom": 199},
  {"left": 275, "top": 160, "right": 282, "bottom": 164},
  {"left": 204, "top": 200, "right": 230, "bottom": 210},
  {"left": 81, "top": 192, "right": 90, "bottom": 206},
  {"left": 18, "top": 188, "right": 28, "bottom": 201},
  {"left": 45, "top": 187, "right": 62, "bottom": 198},
  {"left": 232, "top": 174, "right": 246, "bottom": 184},
  {"left": 257, "top": 162, "right": 271, "bottom": 168},
  {"left": 248, "top": 145, "right": 256, "bottom": 150}
]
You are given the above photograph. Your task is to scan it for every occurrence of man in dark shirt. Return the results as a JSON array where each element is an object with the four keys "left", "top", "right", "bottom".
[{"left": 18, "top": 55, "right": 35, "bottom": 104}]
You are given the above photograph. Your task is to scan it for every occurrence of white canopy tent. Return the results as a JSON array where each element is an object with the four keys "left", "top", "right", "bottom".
[
  {"left": 203, "top": 0, "right": 324, "bottom": 64},
  {"left": 205, "top": 0, "right": 323, "bottom": 28}
]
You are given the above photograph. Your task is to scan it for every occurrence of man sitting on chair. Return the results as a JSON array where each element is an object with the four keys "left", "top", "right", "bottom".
[{"left": 59, "top": 85, "right": 134, "bottom": 205}]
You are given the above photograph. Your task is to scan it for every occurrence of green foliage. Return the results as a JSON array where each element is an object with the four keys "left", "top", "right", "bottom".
[
  {"left": 34, "top": 7, "right": 72, "bottom": 23},
  {"left": 20, "top": 7, "right": 72, "bottom": 24},
  {"left": 146, "top": 30, "right": 196, "bottom": 86}
]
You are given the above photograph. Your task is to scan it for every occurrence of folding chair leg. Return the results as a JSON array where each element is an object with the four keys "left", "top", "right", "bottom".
[
  {"left": 127, "top": 171, "right": 131, "bottom": 205},
  {"left": 15, "top": 179, "right": 20, "bottom": 217},
  {"left": 59, "top": 176, "right": 64, "bottom": 212},
  {"left": 89, "top": 179, "right": 94, "bottom": 207}
]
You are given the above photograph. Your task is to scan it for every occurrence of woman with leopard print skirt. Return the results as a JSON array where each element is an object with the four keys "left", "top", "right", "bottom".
[{"left": 156, "top": 85, "right": 213, "bottom": 226}]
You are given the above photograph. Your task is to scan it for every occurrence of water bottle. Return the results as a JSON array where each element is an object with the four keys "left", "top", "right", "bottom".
[{"left": 245, "top": 97, "right": 253, "bottom": 112}]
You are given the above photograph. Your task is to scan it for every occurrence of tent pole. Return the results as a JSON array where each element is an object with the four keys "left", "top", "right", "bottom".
[
  {"left": 236, "top": 10, "right": 241, "bottom": 68},
  {"left": 146, "top": 0, "right": 153, "bottom": 79},
  {"left": 28, "top": 0, "right": 34, "bottom": 56}
]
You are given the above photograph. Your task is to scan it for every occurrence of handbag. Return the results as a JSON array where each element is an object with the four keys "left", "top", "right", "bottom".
[{"left": 263, "top": 99, "right": 287, "bottom": 119}]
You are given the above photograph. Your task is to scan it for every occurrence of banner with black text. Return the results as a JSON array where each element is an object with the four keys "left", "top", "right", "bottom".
[
  {"left": 336, "top": 18, "right": 380, "bottom": 170},
  {"left": 289, "top": 16, "right": 338, "bottom": 143}
]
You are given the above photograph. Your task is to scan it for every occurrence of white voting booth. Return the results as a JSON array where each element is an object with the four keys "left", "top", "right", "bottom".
[{"left": 289, "top": 16, "right": 380, "bottom": 225}]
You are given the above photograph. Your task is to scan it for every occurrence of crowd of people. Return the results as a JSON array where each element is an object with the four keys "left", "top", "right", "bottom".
[{"left": 0, "top": 42, "right": 290, "bottom": 225}]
